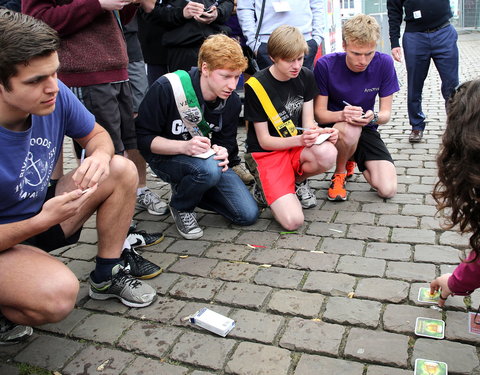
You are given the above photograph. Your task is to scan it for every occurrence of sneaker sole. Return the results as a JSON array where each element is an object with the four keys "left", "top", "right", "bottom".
[
  {"left": 136, "top": 204, "right": 169, "bottom": 216},
  {"left": 89, "top": 289, "right": 157, "bottom": 308},
  {"left": 135, "top": 234, "right": 165, "bottom": 248},
  {"left": 178, "top": 229, "right": 204, "bottom": 240},
  {"left": 136, "top": 267, "right": 163, "bottom": 280},
  {"left": 0, "top": 326, "right": 33, "bottom": 345},
  {"left": 301, "top": 202, "right": 317, "bottom": 209}
]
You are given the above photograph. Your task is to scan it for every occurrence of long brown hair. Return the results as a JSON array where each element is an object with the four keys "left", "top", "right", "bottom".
[{"left": 434, "top": 79, "right": 480, "bottom": 261}]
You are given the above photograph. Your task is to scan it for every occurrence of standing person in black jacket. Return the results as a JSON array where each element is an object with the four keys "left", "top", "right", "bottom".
[
  {"left": 136, "top": 34, "right": 258, "bottom": 240},
  {"left": 159, "top": 0, "right": 234, "bottom": 72},
  {"left": 387, "top": 0, "right": 459, "bottom": 143}
]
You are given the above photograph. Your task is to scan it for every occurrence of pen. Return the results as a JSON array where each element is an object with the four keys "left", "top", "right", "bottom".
[
  {"left": 342, "top": 100, "right": 353, "bottom": 107},
  {"left": 80, "top": 149, "right": 86, "bottom": 164}
]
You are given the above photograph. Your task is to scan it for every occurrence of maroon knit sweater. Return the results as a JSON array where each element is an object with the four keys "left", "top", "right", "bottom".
[{"left": 23, "top": 0, "right": 135, "bottom": 87}]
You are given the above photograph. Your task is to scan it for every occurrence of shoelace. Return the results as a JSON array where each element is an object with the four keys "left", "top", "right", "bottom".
[
  {"left": 113, "top": 268, "right": 142, "bottom": 289},
  {"left": 179, "top": 212, "right": 197, "bottom": 230},
  {"left": 296, "top": 184, "right": 313, "bottom": 199},
  {"left": 331, "top": 174, "right": 346, "bottom": 186}
]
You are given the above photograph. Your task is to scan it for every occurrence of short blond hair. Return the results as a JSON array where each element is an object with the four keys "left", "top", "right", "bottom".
[
  {"left": 198, "top": 34, "right": 247, "bottom": 72},
  {"left": 342, "top": 14, "right": 380, "bottom": 45},
  {"left": 267, "top": 25, "right": 309, "bottom": 60}
]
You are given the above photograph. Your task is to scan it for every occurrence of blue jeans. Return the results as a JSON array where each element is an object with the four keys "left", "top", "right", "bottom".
[
  {"left": 403, "top": 24, "right": 459, "bottom": 131},
  {"left": 148, "top": 154, "right": 258, "bottom": 226},
  {"left": 256, "top": 38, "right": 318, "bottom": 71}
]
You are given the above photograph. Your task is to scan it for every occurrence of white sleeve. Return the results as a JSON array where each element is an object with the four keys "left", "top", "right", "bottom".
[
  {"left": 311, "top": 0, "right": 325, "bottom": 45},
  {"left": 237, "top": 0, "right": 259, "bottom": 52}
]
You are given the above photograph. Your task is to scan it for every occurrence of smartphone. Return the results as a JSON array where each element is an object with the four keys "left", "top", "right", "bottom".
[{"left": 205, "top": 5, "right": 214, "bottom": 12}]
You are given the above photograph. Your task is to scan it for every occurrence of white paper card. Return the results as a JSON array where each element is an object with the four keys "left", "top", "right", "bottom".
[
  {"left": 314, "top": 133, "right": 332, "bottom": 145},
  {"left": 272, "top": 1, "right": 291, "bottom": 12},
  {"left": 413, "top": 10, "right": 422, "bottom": 19},
  {"left": 192, "top": 148, "right": 216, "bottom": 159}
]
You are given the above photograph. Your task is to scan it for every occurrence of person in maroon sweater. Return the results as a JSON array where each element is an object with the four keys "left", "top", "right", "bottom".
[
  {"left": 22, "top": 0, "right": 169, "bottom": 219},
  {"left": 430, "top": 79, "right": 480, "bottom": 307}
]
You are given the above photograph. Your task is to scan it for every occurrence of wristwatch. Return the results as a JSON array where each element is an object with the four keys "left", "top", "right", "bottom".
[{"left": 370, "top": 112, "right": 379, "bottom": 125}]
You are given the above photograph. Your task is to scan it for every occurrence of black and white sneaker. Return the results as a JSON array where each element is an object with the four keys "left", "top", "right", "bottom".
[
  {"left": 295, "top": 180, "right": 317, "bottom": 209},
  {"left": 169, "top": 206, "right": 203, "bottom": 240},
  {"left": 89, "top": 264, "right": 157, "bottom": 307},
  {"left": 127, "top": 230, "right": 164, "bottom": 248},
  {"left": 0, "top": 314, "right": 33, "bottom": 345},
  {"left": 122, "top": 247, "right": 163, "bottom": 279}
]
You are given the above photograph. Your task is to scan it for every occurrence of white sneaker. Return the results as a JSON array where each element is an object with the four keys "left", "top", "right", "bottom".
[
  {"left": 136, "top": 188, "right": 168, "bottom": 215},
  {"left": 296, "top": 180, "right": 317, "bottom": 209}
]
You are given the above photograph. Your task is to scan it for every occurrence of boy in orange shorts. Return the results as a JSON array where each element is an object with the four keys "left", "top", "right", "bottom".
[{"left": 244, "top": 25, "right": 338, "bottom": 230}]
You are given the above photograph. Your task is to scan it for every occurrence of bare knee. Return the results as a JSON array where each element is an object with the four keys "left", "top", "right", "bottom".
[
  {"left": 276, "top": 212, "right": 304, "bottom": 231},
  {"left": 314, "top": 142, "right": 337, "bottom": 171},
  {"left": 377, "top": 183, "right": 397, "bottom": 199},
  {"left": 338, "top": 124, "right": 362, "bottom": 147},
  {"left": 109, "top": 155, "right": 138, "bottom": 189}
]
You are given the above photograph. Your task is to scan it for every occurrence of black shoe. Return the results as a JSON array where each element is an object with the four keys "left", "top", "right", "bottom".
[
  {"left": 409, "top": 130, "right": 423, "bottom": 143},
  {"left": 127, "top": 230, "right": 164, "bottom": 248},
  {"left": 169, "top": 206, "right": 203, "bottom": 240},
  {"left": 0, "top": 314, "right": 32, "bottom": 345},
  {"left": 121, "top": 248, "right": 163, "bottom": 280}
]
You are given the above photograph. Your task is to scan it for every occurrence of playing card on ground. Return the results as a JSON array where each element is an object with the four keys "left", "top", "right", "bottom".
[
  {"left": 417, "top": 287, "right": 440, "bottom": 304},
  {"left": 415, "top": 317, "right": 445, "bottom": 339},
  {"left": 414, "top": 358, "right": 448, "bottom": 375}
]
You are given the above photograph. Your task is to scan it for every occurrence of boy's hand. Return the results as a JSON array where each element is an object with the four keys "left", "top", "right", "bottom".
[
  {"left": 300, "top": 128, "right": 321, "bottom": 148},
  {"left": 212, "top": 144, "right": 229, "bottom": 171},
  {"left": 72, "top": 153, "right": 111, "bottom": 190},
  {"left": 322, "top": 127, "right": 339, "bottom": 145},
  {"left": 184, "top": 136, "right": 211, "bottom": 156},
  {"left": 430, "top": 273, "right": 452, "bottom": 307}
]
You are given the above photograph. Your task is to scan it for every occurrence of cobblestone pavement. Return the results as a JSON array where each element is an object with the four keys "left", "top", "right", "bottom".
[{"left": 2, "top": 31, "right": 480, "bottom": 375}]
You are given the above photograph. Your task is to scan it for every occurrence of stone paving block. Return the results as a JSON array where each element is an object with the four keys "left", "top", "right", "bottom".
[
  {"left": 336, "top": 256, "right": 386, "bottom": 277},
  {"left": 198, "top": 213, "right": 231, "bottom": 228},
  {"left": 445, "top": 310, "right": 480, "bottom": 344},
  {"left": 412, "top": 338, "right": 480, "bottom": 374},
  {"left": 201, "top": 227, "right": 240, "bottom": 242},
  {"left": 39, "top": 309, "right": 90, "bottom": 335},
  {"left": 385, "top": 261, "right": 436, "bottom": 282},
  {"left": 214, "top": 281, "right": 272, "bottom": 309},
  {"left": 62, "top": 243, "right": 97, "bottom": 260},
  {"left": 209, "top": 261, "right": 259, "bottom": 282},
  {"left": 268, "top": 290, "right": 324, "bottom": 318},
  {"left": 0, "top": 364, "right": 19, "bottom": 375},
  {"left": 169, "top": 276, "right": 223, "bottom": 300},
  {"left": 391, "top": 228, "right": 436, "bottom": 244},
  {"left": 334, "top": 211, "right": 375, "bottom": 225},
  {"left": 275, "top": 233, "right": 321, "bottom": 251},
  {"left": 229, "top": 309, "right": 284, "bottom": 344},
  {"left": 205, "top": 244, "right": 251, "bottom": 261},
  {"left": 420, "top": 216, "right": 443, "bottom": 230},
  {"left": 364, "top": 242, "right": 411, "bottom": 261},
  {"left": 279, "top": 317, "right": 345, "bottom": 356},
  {"left": 61, "top": 345, "right": 134, "bottom": 375},
  {"left": 377, "top": 214, "right": 418, "bottom": 228},
  {"left": 254, "top": 266, "right": 305, "bottom": 289},
  {"left": 302, "top": 271, "right": 356, "bottom": 296},
  {"left": 306, "top": 222, "right": 347, "bottom": 237},
  {"left": 71, "top": 314, "right": 134, "bottom": 344},
  {"left": 122, "top": 356, "right": 189, "bottom": 375},
  {"left": 14, "top": 335, "right": 83, "bottom": 371},
  {"left": 303, "top": 209, "right": 336, "bottom": 223},
  {"left": 148, "top": 272, "right": 180, "bottom": 295},
  {"left": 407, "top": 183, "right": 435, "bottom": 194},
  {"left": 320, "top": 238, "right": 365, "bottom": 256},
  {"left": 439, "top": 230, "right": 471, "bottom": 248},
  {"left": 168, "top": 256, "right": 219, "bottom": 277},
  {"left": 347, "top": 225, "right": 390, "bottom": 242},
  {"left": 348, "top": 192, "right": 384, "bottom": 203},
  {"left": 78, "top": 228, "right": 97, "bottom": 244},
  {"left": 191, "top": 371, "right": 217, "bottom": 375},
  {"left": 67, "top": 259, "right": 94, "bottom": 281},
  {"left": 289, "top": 251, "right": 339, "bottom": 272},
  {"left": 169, "top": 331, "right": 236, "bottom": 370},
  {"left": 322, "top": 200, "right": 361, "bottom": 211},
  {"left": 127, "top": 296, "right": 187, "bottom": 322},
  {"left": 390, "top": 193, "right": 424, "bottom": 205},
  {"left": 366, "top": 365, "right": 411, "bottom": 375},
  {"left": 83, "top": 296, "right": 130, "bottom": 314},
  {"left": 383, "top": 304, "right": 442, "bottom": 334},
  {"left": 117, "top": 322, "right": 183, "bottom": 357},
  {"left": 166, "top": 240, "right": 210, "bottom": 256},
  {"left": 409, "top": 283, "right": 467, "bottom": 310},
  {"left": 355, "top": 277, "right": 409, "bottom": 303},
  {"left": 226, "top": 342, "right": 292, "bottom": 375},
  {"left": 402, "top": 204, "right": 437, "bottom": 216},
  {"left": 408, "top": 168, "right": 437, "bottom": 176},
  {"left": 245, "top": 248, "right": 295, "bottom": 267},
  {"left": 232, "top": 218, "right": 271, "bottom": 231},
  {"left": 414, "top": 244, "right": 461, "bottom": 263},
  {"left": 344, "top": 328, "right": 409, "bottom": 368},
  {"left": 235, "top": 231, "right": 279, "bottom": 247},
  {"left": 294, "top": 353, "right": 364, "bottom": 375},
  {"left": 322, "top": 296, "right": 382, "bottom": 328},
  {"left": 361, "top": 202, "right": 400, "bottom": 214}
]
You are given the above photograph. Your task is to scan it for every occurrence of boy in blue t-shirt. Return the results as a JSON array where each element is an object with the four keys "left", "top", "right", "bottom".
[
  {"left": 0, "top": 10, "right": 159, "bottom": 345},
  {"left": 314, "top": 14, "right": 399, "bottom": 201}
]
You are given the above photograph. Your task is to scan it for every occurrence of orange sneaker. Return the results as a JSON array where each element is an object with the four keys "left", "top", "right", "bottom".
[
  {"left": 328, "top": 172, "right": 347, "bottom": 201},
  {"left": 346, "top": 161, "right": 356, "bottom": 178}
]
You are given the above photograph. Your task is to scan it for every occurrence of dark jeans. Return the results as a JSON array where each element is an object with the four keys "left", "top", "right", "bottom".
[
  {"left": 148, "top": 154, "right": 258, "bottom": 225},
  {"left": 403, "top": 24, "right": 459, "bottom": 131},
  {"left": 255, "top": 38, "right": 318, "bottom": 70}
]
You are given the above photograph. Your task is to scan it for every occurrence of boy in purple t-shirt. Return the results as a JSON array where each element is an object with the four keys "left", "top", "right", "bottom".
[{"left": 314, "top": 14, "right": 399, "bottom": 201}]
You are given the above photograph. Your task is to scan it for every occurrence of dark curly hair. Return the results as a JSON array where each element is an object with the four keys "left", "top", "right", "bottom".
[{"left": 434, "top": 79, "right": 480, "bottom": 261}]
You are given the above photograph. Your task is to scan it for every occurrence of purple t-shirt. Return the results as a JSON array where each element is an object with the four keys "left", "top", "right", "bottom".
[{"left": 314, "top": 51, "right": 399, "bottom": 128}]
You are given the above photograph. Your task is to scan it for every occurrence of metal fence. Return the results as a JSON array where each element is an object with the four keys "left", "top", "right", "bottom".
[{"left": 454, "top": 0, "right": 480, "bottom": 29}]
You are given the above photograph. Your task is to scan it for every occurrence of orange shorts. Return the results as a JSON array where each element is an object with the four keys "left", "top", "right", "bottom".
[{"left": 245, "top": 147, "right": 304, "bottom": 205}]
